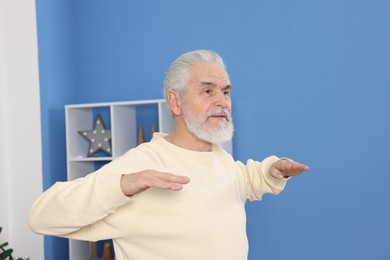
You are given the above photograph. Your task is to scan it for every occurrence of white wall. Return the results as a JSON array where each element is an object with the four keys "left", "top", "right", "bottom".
[{"left": 0, "top": 1, "right": 44, "bottom": 259}]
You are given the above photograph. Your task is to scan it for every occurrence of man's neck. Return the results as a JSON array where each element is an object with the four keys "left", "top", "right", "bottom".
[{"left": 164, "top": 130, "right": 213, "bottom": 152}]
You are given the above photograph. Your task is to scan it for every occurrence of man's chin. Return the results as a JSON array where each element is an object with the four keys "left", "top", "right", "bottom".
[
  {"left": 197, "top": 128, "right": 233, "bottom": 144},
  {"left": 207, "top": 120, "right": 230, "bottom": 130}
]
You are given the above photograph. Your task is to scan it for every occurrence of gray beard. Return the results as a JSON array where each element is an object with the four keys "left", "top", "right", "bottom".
[{"left": 182, "top": 104, "right": 234, "bottom": 144}]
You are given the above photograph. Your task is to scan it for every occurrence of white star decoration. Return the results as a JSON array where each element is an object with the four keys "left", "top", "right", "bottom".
[{"left": 78, "top": 114, "right": 112, "bottom": 157}]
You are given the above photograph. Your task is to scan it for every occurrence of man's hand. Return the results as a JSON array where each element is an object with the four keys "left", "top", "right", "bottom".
[
  {"left": 120, "top": 170, "right": 190, "bottom": 196},
  {"left": 269, "top": 159, "right": 309, "bottom": 179}
]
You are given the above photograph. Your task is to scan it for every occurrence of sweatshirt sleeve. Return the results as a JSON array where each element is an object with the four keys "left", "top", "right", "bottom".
[
  {"left": 29, "top": 166, "right": 133, "bottom": 240},
  {"left": 235, "top": 155, "right": 288, "bottom": 201}
]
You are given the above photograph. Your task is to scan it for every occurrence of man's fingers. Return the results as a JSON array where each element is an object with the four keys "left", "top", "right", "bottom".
[
  {"left": 141, "top": 170, "right": 190, "bottom": 192},
  {"left": 148, "top": 175, "right": 189, "bottom": 191},
  {"left": 121, "top": 170, "right": 190, "bottom": 196},
  {"left": 153, "top": 171, "right": 190, "bottom": 185},
  {"left": 279, "top": 160, "right": 309, "bottom": 171},
  {"left": 270, "top": 159, "right": 310, "bottom": 179},
  {"left": 283, "top": 163, "right": 309, "bottom": 173}
]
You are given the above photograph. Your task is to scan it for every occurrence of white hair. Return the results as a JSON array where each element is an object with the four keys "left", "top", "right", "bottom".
[{"left": 164, "top": 50, "right": 226, "bottom": 98}]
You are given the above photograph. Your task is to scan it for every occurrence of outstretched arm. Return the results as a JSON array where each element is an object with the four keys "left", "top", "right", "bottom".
[
  {"left": 269, "top": 158, "right": 309, "bottom": 179},
  {"left": 29, "top": 169, "right": 189, "bottom": 239}
]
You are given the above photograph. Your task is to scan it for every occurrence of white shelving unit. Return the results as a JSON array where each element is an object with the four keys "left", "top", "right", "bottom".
[
  {"left": 65, "top": 99, "right": 174, "bottom": 181},
  {"left": 65, "top": 99, "right": 232, "bottom": 259}
]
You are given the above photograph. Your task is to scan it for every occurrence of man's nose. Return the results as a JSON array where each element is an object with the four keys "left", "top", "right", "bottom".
[{"left": 214, "top": 91, "right": 229, "bottom": 108}]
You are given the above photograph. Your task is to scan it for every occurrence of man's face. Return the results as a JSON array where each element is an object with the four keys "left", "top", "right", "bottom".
[{"left": 181, "top": 62, "right": 234, "bottom": 144}]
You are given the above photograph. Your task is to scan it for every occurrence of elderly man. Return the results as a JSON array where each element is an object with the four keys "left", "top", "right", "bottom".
[{"left": 29, "top": 50, "right": 309, "bottom": 260}]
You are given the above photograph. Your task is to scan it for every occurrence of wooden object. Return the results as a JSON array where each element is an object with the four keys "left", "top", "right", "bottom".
[
  {"left": 150, "top": 124, "right": 156, "bottom": 139},
  {"left": 137, "top": 125, "right": 145, "bottom": 145},
  {"left": 102, "top": 242, "right": 112, "bottom": 260},
  {"left": 88, "top": 241, "right": 96, "bottom": 260}
]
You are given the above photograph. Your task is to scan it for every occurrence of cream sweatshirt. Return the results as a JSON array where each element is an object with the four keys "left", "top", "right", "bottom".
[{"left": 29, "top": 133, "right": 287, "bottom": 260}]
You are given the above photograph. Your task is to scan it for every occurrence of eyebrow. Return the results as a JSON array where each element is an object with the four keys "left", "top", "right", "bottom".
[
  {"left": 199, "top": 81, "right": 232, "bottom": 90},
  {"left": 200, "top": 81, "right": 216, "bottom": 87}
]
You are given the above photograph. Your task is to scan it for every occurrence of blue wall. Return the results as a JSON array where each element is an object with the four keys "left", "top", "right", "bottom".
[
  {"left": 36, "top": 1, "right": 77, "bottom": 259},
  {"left": 36, "top": 0, "right": 390, "bottom": 259}
]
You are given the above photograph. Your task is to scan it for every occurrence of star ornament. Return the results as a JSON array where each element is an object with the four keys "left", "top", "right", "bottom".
[{"left": 78, "top": 114, "right": 112, "bottom": 157}]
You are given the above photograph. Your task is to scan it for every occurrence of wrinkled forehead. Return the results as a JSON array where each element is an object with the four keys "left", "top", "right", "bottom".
[{"left": 188, "top": 62, "right": 231, "bottom": 86}]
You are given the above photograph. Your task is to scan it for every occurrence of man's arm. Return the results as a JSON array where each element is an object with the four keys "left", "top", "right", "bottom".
[
  {"left": 236, "top": 156, "right": 309, "bottom": 201},
  {"left": 29, "top": 169, "right": 189, "bottom": 240},
  {"left": 29, "top": 171, "right": 130, "bottom": 238}
]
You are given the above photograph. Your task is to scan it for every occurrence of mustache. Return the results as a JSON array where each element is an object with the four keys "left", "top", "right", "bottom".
[{"left": 206, "top": 108, "right": 232, "bottom": 121}]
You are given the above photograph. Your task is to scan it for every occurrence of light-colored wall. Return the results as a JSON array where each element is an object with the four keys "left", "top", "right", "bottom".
[{"left": 0, "top": 1, "right": 44, "bottom": 259}]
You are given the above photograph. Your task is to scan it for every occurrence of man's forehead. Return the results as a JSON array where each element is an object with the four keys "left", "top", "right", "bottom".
[{"left": 190, "top": 62, "right": 230, "bottom": 84}]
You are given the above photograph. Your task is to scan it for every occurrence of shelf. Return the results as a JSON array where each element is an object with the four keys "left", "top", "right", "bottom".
[{"left": 69, "top": 157, "right": 113, "bottom": 162}]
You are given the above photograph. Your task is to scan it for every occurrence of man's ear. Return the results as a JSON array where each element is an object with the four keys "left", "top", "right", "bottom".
[{"left": 166, "top": 90, "right": 182, "bottom": 116}]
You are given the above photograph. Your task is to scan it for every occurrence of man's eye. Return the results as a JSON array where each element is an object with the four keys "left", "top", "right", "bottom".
[{"left": 205, "top": 89, "right": 212, "bottom": 94}]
